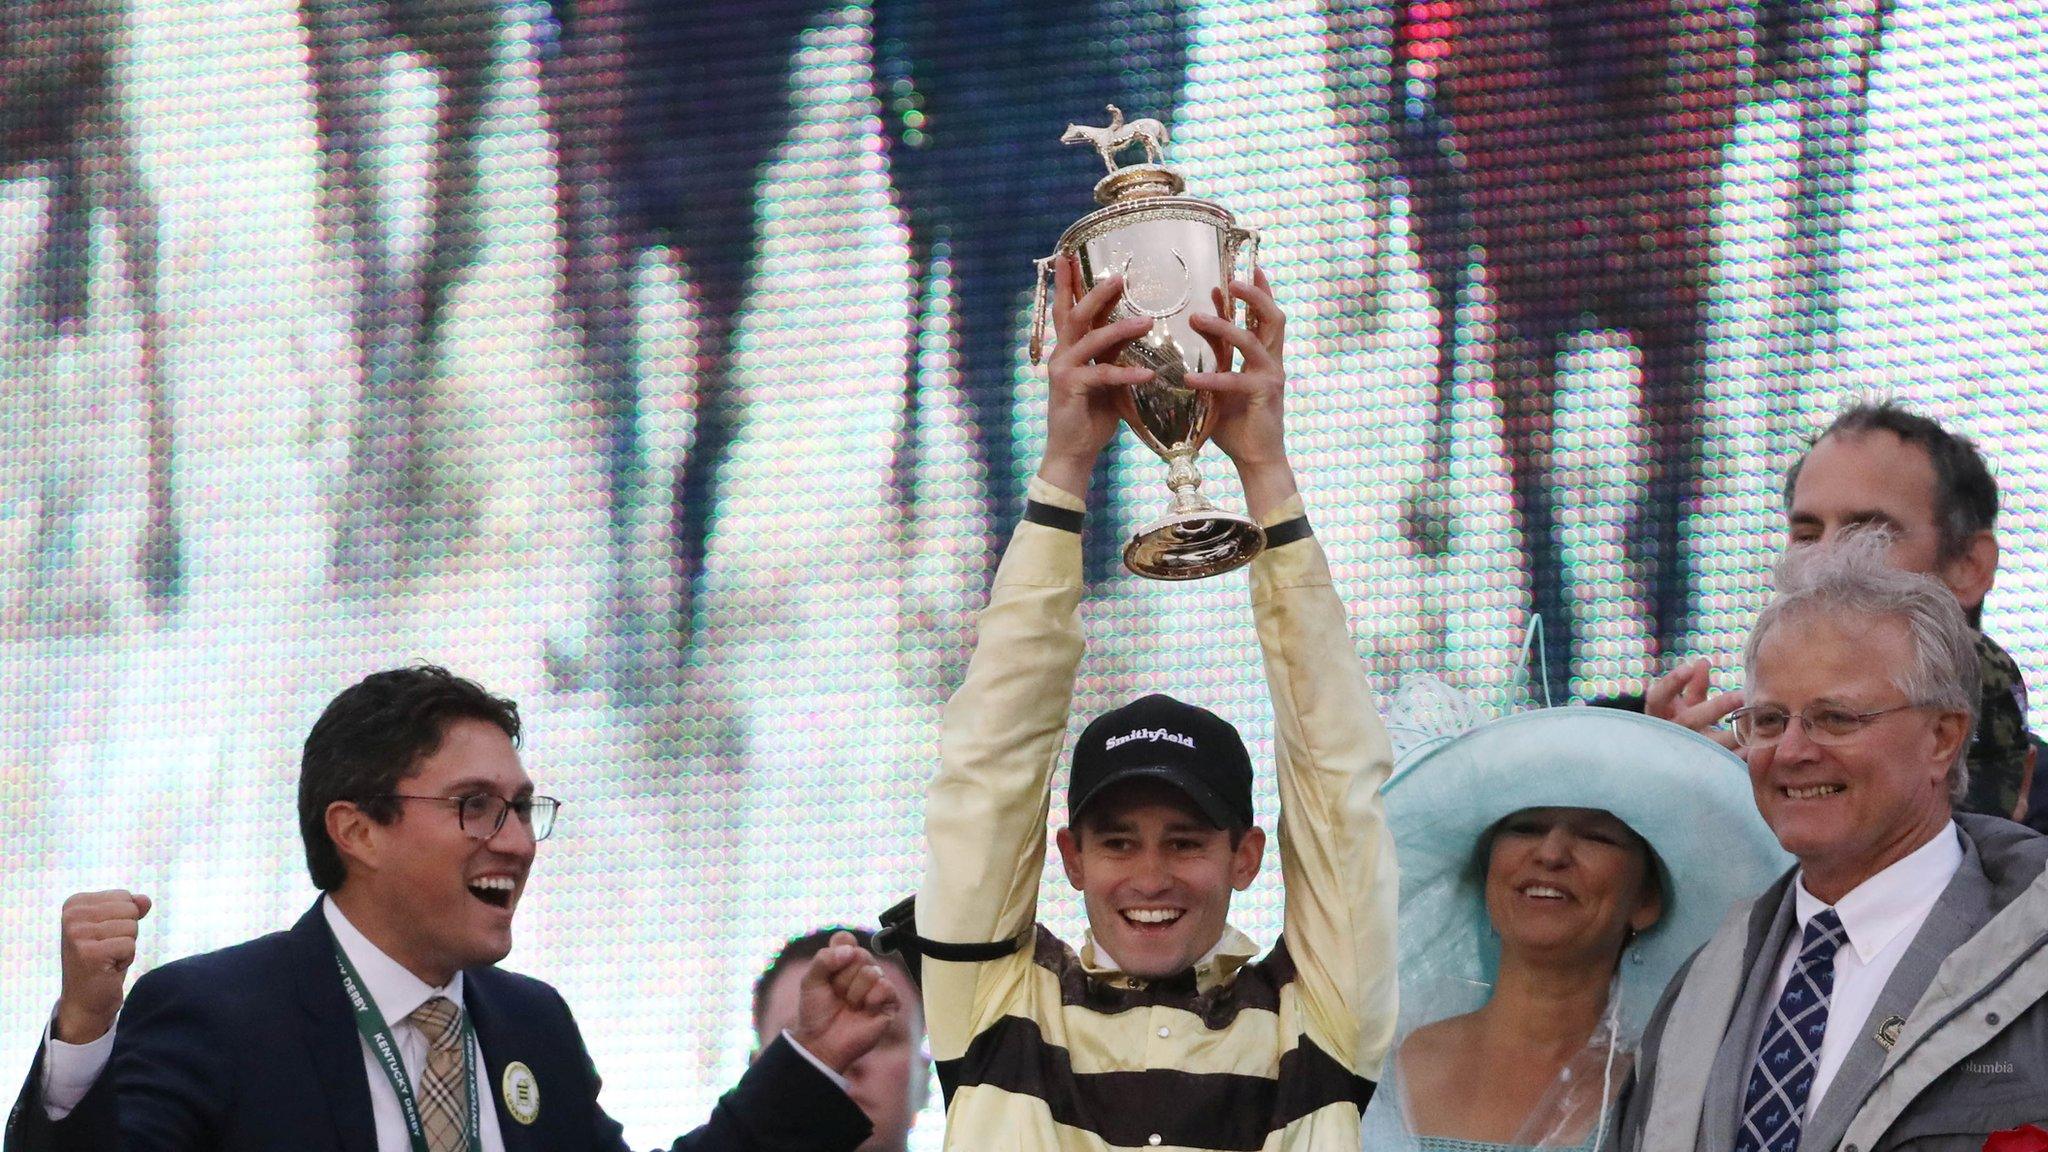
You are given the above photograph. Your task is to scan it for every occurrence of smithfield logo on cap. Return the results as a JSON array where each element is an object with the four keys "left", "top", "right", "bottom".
[{"left": 1104, "top": 727, "right": 1195, "bottom": 751}]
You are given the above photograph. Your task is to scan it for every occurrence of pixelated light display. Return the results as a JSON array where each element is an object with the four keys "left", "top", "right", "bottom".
[{"left": 4, "top": 0, "right": 2047, "bottom": 1145}]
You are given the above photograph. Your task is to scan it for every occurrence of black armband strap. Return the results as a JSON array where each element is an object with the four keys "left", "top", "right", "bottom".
[
  {"left": 874, "top": 896, "right": 1026, "bottom": 986},
  {"left": 1262, "top": 514, "right": 1312, "bottom": 548},
  {"left": 1022, "top": 499, "right": 1085, "bottom": 533}
]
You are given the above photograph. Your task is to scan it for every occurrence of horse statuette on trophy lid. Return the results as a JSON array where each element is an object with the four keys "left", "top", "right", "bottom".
[{"left": 1030, "top": 105, "right": 1265, "bottom": 580}]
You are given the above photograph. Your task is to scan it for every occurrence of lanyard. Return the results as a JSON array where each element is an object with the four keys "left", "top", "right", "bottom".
[{"left": 334, "top": 943, "right": 484, "bottom": 1152}]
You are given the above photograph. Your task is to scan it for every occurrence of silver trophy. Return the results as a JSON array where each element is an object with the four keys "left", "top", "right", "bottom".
[{"left": 1030, "top": 106, "right": 1264, "bottom": 580}]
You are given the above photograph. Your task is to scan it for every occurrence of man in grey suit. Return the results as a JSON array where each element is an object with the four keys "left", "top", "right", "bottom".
[{"left": 1619, "top": 535, "right": 2048, "bottom": 1152}]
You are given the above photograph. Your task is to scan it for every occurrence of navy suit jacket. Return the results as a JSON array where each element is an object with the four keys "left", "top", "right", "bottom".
[{"left": 5, "top": 905, "right": 871, "bottom": 1152}]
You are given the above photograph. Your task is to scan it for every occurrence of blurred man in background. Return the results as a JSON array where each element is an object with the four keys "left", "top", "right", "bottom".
[
  {"left": 755, "top": 928, "right": 929, "bottom": 1152},
  {"left": 1650, "top": 402, "right": 2037, "bottom": 826}
]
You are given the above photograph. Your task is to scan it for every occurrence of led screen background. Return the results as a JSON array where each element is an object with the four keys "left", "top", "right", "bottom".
[{"left": 2, "top": 0, "right": 2045, "bottom": 1144}]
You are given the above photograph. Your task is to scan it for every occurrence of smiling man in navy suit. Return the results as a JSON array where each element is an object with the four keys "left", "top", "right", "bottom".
[{"left": 6, "top": 664, "right": 892, "bottom": 1152}]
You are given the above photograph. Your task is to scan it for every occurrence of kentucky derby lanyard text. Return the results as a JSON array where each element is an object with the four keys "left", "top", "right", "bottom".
[{"left": 335, "top": 943, "right": 485, "bottom": 1152}]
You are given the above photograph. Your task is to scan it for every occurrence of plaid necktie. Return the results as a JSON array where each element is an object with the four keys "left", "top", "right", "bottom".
[
  {"left": 1736, "top": 909, "right": 1849, "bottom": 1152},
  {"left": 404, "top": 996, "right": 469, "bottom": 1152}
]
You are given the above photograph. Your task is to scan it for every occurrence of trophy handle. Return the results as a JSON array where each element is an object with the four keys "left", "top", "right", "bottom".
[
  {"left": 1029, "top": 255, "right": 1059, "bottom": 365},
  {"left": 1223, "top": 228, "right": 1260, "bottom": 337},
  {"left": 1227, "top": 228, "right": 1259, "bottom": 287}
]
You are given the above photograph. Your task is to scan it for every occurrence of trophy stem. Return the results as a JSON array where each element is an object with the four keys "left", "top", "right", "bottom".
[
  {"left": 1165, "top": 451, "right": 1213, "bottom": 515},
  {"left": 1123, "top": 448, "right": 1266, "bottom": 580}
]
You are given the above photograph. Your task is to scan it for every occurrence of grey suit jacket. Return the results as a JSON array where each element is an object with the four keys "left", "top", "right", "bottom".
[{"left": 1623, "top": 815, "right": 2048, "bottom": 1152}]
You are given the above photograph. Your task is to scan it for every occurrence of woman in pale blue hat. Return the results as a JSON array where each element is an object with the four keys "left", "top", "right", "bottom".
[{"left": 1360, "top": 698, "right": 1788, "bottom": 1151}]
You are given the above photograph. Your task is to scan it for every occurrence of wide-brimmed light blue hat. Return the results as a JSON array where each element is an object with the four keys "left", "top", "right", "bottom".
[{"left": 1382, "top": 705, "right": 1790, "bottom": 1038}]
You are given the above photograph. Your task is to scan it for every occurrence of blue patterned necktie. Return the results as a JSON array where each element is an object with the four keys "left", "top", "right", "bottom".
[{"left": 1736, "top": 908, "right": 1849, "bottom": 1152}]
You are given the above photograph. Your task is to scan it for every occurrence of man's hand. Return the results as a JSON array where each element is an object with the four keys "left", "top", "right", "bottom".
[
  {"left": 1645, "top": 658, "right": 1742, "bottom": 750},
  {"left": 789, "top": 931, "right": 902, "bottom": 1075},
  {"left": 1185, "top": 271, "right": 1297, "bottom": 519},
  {"left": 56, "top": 890, "right": 152, "bottom": 1045},
  {"left": 1037, "top": 255, "right": 1152, "bottom": 497}
]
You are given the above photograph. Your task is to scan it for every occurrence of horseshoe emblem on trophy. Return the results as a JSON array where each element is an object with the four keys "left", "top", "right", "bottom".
[{"left": 1111, "top": 249, "right": 1193, "bottom": 319}]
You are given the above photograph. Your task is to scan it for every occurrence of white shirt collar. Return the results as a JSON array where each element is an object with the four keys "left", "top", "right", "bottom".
[
  {"left": 1794, "top": 820, "right": 1963, "bottom": 965},
  {"left": 322, "top": 895, "right": 466, "bottom": 1027}
]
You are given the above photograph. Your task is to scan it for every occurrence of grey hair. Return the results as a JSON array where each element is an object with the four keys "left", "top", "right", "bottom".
[{"left": 1743, "top": 530, "right": 1979, "bottom": 801}]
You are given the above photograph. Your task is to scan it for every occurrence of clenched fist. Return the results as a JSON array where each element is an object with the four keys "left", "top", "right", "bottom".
[
  {"left": 790, "top": 930, "right": 902, "bottom": 1074},
  {"left": 56, "top": 890, "right": 152, "bottom": 1045}
]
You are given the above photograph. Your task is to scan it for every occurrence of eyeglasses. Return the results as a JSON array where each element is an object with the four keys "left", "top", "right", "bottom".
[
  {"left": 1727, "top": 703, "right": 1921, "bottom": 749},
  {"left": 384, "top": 793, "right": 561, "bottom": 841}
]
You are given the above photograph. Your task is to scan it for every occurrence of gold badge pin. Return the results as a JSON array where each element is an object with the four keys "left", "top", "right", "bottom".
[{"left": 502, "top": 1061, "right": 540, "bottom": 1125}]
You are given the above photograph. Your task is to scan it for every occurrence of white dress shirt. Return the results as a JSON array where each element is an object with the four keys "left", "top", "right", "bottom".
[{"left": 1767, "top": 821, "right": 1962, "bottom": 1117}]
